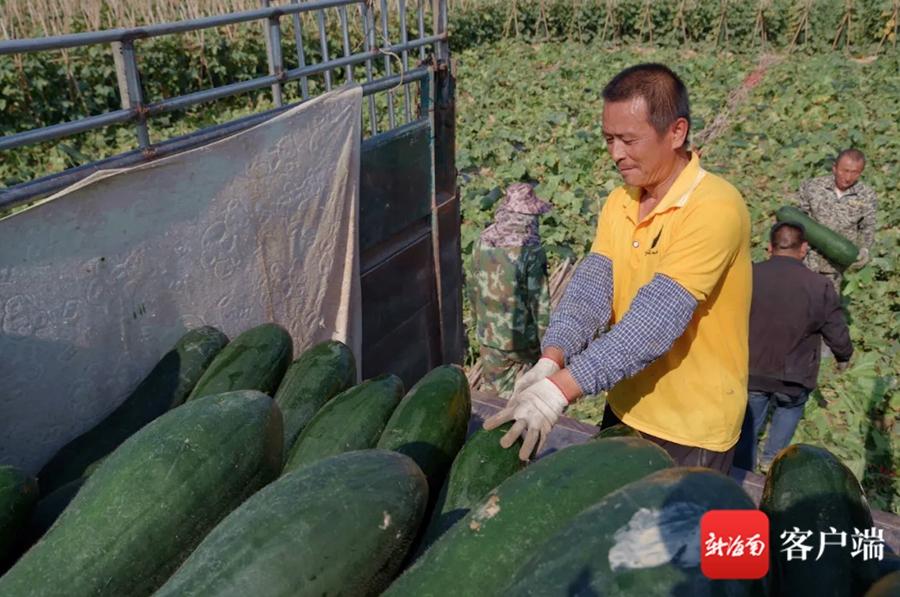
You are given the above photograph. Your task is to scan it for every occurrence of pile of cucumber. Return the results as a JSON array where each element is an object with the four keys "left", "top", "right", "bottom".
[{"left": 0, "top": 322, "right": 893, "bottom": 596}]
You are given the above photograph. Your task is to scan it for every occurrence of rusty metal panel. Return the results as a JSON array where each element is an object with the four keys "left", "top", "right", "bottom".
[
  {"left": 435, "top": 193, "right": 464, "bottom": 364},
  {"left": 432, "top": 61, "right": 456, "bottom": 202},
  {"left": 429, "top": 60, "right": 461, "bottom": 365},
  {"left": 360, "top": 229, "right": 436, "bottom": 343},
  {"left": 355, "top": 60, "right": 453, "bottom": 387},
  {"left": 360, "top": 229, "right": 442, "bottom": 385},
  {"left": 362, "top": 302, "right": 442, "bottom": 389},
  {"left": 359, "top": 120, "right": 433, "bottom": 252}
]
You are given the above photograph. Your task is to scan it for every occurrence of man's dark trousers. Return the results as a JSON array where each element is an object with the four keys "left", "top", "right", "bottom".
[
  {"left": 734, "top": 389, "right": 811, "bottom": 471},
  {"left": 600, "top": 403, "right": 735, "bottom": 474}
]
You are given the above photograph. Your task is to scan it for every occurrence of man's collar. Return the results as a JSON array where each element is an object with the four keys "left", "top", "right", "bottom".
[
  {"left": 622, "top": 152, "right": 703, "bottom": 220},
  {"left": 769, "top": 254, "right": 805, "bottom": 266},
  {"left": 657, "top": 151, "right": 703, "bottom": 212},
  {"left": 826, "top": 176, "right": 861, "bottom": 195}
]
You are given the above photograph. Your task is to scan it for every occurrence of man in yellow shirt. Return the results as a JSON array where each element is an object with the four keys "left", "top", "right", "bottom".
[{"left": 485, "top": 64, "right": 752, "bottom": 473}]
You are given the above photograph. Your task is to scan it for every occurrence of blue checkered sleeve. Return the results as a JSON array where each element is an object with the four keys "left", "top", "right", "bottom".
[
  {"left": 567, "top": 274, "right": 697, "bottom": 395},
  {"left": 541, "top": 253, "right": 613, "bottom": 359}
]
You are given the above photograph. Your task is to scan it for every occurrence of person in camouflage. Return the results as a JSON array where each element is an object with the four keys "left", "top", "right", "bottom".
[
  {"left": 471, "top": 183, "right": 552, "bottom": 398},
  {"left": 797, "top": 148, "right": 878, "bottom": 293}
]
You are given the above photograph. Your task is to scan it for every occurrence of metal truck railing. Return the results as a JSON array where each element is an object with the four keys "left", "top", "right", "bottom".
[{"left": 0, "top": 0, "right": 450, "bottom": 210}]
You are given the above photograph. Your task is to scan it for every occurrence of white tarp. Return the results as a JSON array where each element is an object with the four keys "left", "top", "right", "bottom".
[{"left": 0, "top": 84, "right": 363, "bottom": 473}]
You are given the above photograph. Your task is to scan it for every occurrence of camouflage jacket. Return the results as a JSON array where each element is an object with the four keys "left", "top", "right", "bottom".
[
  {"left": 470, "top": 240, "right": 550, "bottom": 354},
  {"left": 797, "top": 175, "right": 878, "bottom": 274}
]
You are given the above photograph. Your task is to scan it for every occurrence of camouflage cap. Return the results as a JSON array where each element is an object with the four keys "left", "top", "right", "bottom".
[{"left": 501, "top": 183, "right": 551, "bottom": 215}]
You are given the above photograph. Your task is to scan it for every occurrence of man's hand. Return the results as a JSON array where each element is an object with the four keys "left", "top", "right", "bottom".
[
  {"left": 836, "top": 360, "right": 850, "bottom": 372},
  {"left": 512, "top": 356, "right": 561, "bottom": 397},
  {"left": 483, "top": 378, "right": 568, "bottom": 461},
  {"left": 850, "top": 247, "right": 870, "bottom": 271}
]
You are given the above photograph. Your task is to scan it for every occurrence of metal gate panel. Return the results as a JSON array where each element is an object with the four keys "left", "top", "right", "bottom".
[
  {"left": 360, "top": 228, "right": 442, "bottom": 386},
  {"left": 359, "top": 120, "right": 433, "bottom": 254}
]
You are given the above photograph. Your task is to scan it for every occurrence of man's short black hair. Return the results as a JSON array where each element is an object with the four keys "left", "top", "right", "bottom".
[
  {"left": 770, "top": 222, "right": 806, "bottom": 250},
  {"left": 602, "top": 63, "right": 691, "bottom": 145},
  {"left": 836, "top": 148, "right": 865, "bottom": 165}
]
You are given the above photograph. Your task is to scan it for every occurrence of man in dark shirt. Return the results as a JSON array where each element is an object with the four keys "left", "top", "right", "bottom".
[{"left": 734, "top": 222, "right": 853, "bottom": 472}]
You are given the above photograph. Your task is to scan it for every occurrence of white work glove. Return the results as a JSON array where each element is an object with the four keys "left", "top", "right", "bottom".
[
  {"left": 483, "top": 378, "right": 568, "bottom": 461},
  {"left": 512, "top": 357, "right": 561, "bottom": 397}
]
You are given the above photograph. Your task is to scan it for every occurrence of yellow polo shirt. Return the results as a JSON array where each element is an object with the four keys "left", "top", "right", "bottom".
[{"left": 591, "top": 153, "right": 751, "bottom": 451}]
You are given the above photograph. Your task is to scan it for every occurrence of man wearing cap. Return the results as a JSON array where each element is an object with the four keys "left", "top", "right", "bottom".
[
  {"left": 485, "top": 63, "right": 752, "bottom": 473},
  {"left": 470, "top": 183, "right": 552, "bottom": 398},
  {"left": 735, "top": 221, "right": 852, "bottom": 472}
]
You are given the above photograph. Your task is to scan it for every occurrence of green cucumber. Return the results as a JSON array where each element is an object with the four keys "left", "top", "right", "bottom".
[
  {"left": 383, "top": 437, "right": 674, "bottom": 597},
  {"left": 0, "top": 466, "right": 38, "bottom": 565},
  {"left": 776, "top": 205, "right": 859, "bottom": 267},
  {"left": 0, "top": 391, "right": 283, "bottom": 597},
  {"left": 25, "top": 454, "right": 113, "bottom": 552},
  {"left": 504, "top": 467, "right": 764, "bottom": 596},
  {"left": 155, "top": 450, "right": 428, "bottom": 597},
  {"left": 22, "top": 478, "right": 84, "bottom": 551},
  {"left": 187, "top": 323, "right": 292, "bottom": 402},
  {"left": 283, "top": 374, "right": 404, "bottom": 473},
  {"left": 760, "top": 444, "right": 880, "bottom": 597},
  {"left": 23, "top": 454, "right": 109, "bottom": 550},
  {"left": 376, "top": 365, "right": 471, "bottom": 498},
  {"left": 273, "top": 340, "right": 357, "bottom": 453},
  {"left": 39, "top": 326, "right": 228, "bottom": 494},
  {"left": 24, "top": 477, "right": 81, "bottom": 548},
  {"left": 416, "top": 424, "right": 524, "bottom": 552}
]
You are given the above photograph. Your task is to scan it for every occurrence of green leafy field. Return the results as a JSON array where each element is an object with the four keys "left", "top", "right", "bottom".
[{"left": 456, "top": 40, "right": 899, "bottom": 512}]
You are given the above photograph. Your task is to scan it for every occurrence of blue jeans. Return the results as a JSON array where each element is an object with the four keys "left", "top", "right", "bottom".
[{"left": 734, "top": 390, "right": 810, "bottom": 471}]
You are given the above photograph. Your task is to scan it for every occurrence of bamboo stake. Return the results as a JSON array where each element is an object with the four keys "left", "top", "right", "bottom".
[
  {"left": 752, "top": 0, "right": 768, "bottom": 50},
  {"left": 673, "top": 0, "right": 689, "bottom": 45},
  {"left": 788, "top": 0, "right": 813, "bottom": 52},
  {"left": 714, "top": 0, "right": 729, "bottom": 48},
  {"left": 638, "top": 0, "right": 654, "bottom": 45},
  {"left": 503, "top": 0, "right": 520, "bottom": 39},
  {"left": 601, "top": 0, "right": 619, "bottom": 45},
  {"left": 832, "top": 0, "right": 853, "bottom": 52},
  {"left": 876, "top": 0, "right": 899, "bottom": 51},
  {"left": 570, "top": 0, "right": 585, "bottom": 43},
  {"left": 537, "top": 0, "right": 551, "bottom": 41}
]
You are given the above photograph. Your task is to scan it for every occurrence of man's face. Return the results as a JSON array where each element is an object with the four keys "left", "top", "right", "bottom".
[
  {"left": 832, "top": 156, "right": 864, "bottom": 191},
  {"left": 602, "top": 97, "right": 683, "bottom": 189}
]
